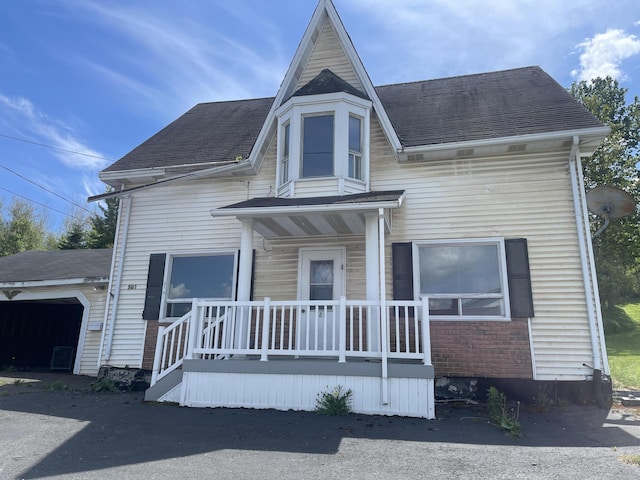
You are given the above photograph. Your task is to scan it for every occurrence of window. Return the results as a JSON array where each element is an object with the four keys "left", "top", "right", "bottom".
[
  {"left": 416, "top": 240, "right": 508, "bottom": 318},
  {"left": 275, "top": 91, "right": 371, "bottom": 196},
  {"left": 281, "top": 123, "right": 290, "bottom": 184},
  {"left": 348, "top": 115, "right": 362, "bottom": 180},
  {"left": 309, "top": 260, "right": 334, "bottom": 300},
  {"left": 302, "top": 114, "right": 334, "bottom": 178},
  {"left": 165, "top": 253, "right": 236, "bottom": 317}
]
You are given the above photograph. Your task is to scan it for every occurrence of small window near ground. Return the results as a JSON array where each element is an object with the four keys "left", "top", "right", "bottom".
[
  {"left": 417, "top": 241, "right": 507, "bottom": 318},
  {"left": 302, "top": 114, "right": 334, "bottom": 177},
  {"left": 165, "top": 254, "right": 235, "bottom": 317}
]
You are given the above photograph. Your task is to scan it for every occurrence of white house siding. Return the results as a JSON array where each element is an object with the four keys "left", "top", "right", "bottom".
[
  {"left": 253, "top": 235, "right": 367, "bottom": 301},
  {"left": 367, "top": 118, "right": 594, "bottom": 381},
  {"left": 295, "top": 22, "right": 363, "bottom": 92},
  {"left": 103, "top": 163, "right": 277, "bottom": 369}
]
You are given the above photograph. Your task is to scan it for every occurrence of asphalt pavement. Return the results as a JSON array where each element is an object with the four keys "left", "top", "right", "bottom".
[{"left": 1, "top": 372, "right": 640, "bottom": 480}]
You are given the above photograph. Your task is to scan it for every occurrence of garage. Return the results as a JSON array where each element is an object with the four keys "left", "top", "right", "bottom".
[
  {"left": 0, "top": 249, "right": 112, "bottom": 376},
  {"left": 0, "top": 299, "right": 83, "bottom": 371}
]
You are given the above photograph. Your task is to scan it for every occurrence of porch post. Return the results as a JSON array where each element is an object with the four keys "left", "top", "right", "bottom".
[
  {"left": 365, "top": 213, "right": 380, "bottom": 351},
  {"left": 237, "top": 219, "right": 254, "bottom": 302},
  {"left": 236, "top": 220, "right": 254, "bottom": 350}
]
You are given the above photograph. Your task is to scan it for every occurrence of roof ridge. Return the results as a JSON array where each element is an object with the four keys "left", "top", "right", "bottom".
[{"left": 374, "top": 66, "right": 542, "bottom": 89}]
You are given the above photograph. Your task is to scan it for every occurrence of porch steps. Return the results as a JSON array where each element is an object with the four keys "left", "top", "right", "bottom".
[{"left": 144, "top": 369, "right": 182, "bottom": 402}]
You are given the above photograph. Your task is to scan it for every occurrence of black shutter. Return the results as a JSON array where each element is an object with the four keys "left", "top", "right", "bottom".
[
  {"left": 505, "top": 238, "right": 534, "bottom": 318},
  {"left": 392, "top": 242, "right": 414, "bottom": 300},
  {"left": 142, "top": 253, "right": 166, "bottom": 320}
]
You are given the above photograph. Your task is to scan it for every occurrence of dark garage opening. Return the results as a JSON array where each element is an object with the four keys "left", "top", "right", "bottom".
[{"left": 0, "top": 299, "right": 83, "bottom": 371}]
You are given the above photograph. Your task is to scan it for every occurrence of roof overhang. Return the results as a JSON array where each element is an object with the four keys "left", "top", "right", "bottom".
[
  {"left": 397, "top": 126, "right": 611, "bottom": 163},
  {"left": 0, "top": 276, "right": 109, "bottom": 290},
  {"left": 211, "top": 190, "right": 405, "bottom": 238}
]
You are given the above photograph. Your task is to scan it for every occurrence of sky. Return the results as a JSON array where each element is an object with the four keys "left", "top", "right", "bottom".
[{"left": 1, "top": 0, "right": 639, "bottom": 233}]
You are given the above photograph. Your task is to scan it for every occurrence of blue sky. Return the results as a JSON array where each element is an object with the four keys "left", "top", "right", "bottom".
[{"left": 1, "top": 0, "right": 639, "bottom": 233}]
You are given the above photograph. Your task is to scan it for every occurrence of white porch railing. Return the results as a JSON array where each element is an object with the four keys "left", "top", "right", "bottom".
[{"left": 151, "top": 297, "right": 432, "bottom": 386}]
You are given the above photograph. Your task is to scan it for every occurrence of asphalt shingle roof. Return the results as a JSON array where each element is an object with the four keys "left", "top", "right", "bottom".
[
  {"left": 103, "top": 67, "right": 602, "bottom": 174},
  {"left": 220, "top": 190, "right": 405, "bottom": 209},
  {"left": 0, "top": 249, "right": 112, "bottom": 284}
]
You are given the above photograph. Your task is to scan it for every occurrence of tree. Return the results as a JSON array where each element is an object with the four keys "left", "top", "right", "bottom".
[
  {"left": 0, "top": 199, "right": 49, "bottom": 257},
  {"left": 58, "top": 221, "right": 88, "bottom": 250},
  {"left": 569, "top": 77, "right": 640, "bottom": 308},
  {"left": 87, "top": 195, "right": 119, "bottom": 249}
]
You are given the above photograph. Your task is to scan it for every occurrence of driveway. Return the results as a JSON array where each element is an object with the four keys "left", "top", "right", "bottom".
[{"left": 1, "top": 372, "right": 639, "bottom": 479}]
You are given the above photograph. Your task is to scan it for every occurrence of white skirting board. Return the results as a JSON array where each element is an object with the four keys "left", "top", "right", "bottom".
[{"left": 177, "top": 371, "right": 435, "bottom": 419}]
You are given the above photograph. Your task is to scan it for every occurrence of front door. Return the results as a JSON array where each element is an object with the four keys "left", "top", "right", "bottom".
[{"left": 298, "top": 248, "right": 345, "bottom": 351}]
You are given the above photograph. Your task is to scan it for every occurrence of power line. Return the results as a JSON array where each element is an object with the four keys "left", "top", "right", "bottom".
[
  {"left": 0, "top": 133, "right": 113, "bottom": 161},
  {"left": 0, "top": 162, "right": 93, "bottom": 214},
  {"left": 0, "top": 185, "right": 89, "bottom": 224}
]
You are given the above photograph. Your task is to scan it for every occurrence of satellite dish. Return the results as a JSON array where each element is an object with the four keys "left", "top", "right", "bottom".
[{"left": 586, "top": 185, "right": 636, "bottom": 239}]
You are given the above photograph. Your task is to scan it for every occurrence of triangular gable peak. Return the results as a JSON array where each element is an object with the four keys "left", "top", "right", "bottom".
[{"left": 249, "top": 0, "right": 401, "bottom": 173}]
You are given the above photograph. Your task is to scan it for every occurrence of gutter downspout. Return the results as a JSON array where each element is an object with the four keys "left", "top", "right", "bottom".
[
  {"left": 378, "top": 208, "right": 389, "bottom": 405},
  {"left": 102, "top": 195, "right": 133, "bottom": 362},
  {"left": 569, "top": 137, "right": 606, "bottom": 405}
]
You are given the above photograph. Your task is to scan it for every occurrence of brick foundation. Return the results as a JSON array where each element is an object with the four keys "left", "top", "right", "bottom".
[{"left": 430, "top": 320, "right": 533, "bottom": 378}]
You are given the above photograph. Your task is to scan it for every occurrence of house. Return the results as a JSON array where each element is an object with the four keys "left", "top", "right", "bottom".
[
  {"left": 89, "top": 0, "right": 610, "bottom": 418},
  {"left": 0, "top": 249, "right": 112, "bottom": 375}
]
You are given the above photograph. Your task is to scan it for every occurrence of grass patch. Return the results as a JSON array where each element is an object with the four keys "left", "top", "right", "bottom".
[
  {"left": 605, "top": 299, "right": 640, "bottom": 390},
  {"left": 620, "top": 454, "right": 640, "bottom": 466},
  {"left": 45, "top": 380, "right": 69, "bottom": 391},
  {"left": 90, "top": 377, "right": 118, "bottom": 392}
]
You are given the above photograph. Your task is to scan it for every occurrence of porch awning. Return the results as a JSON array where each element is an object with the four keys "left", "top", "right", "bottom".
[{"left": 210, "top": 190, "right": 405, "bottom": 238}]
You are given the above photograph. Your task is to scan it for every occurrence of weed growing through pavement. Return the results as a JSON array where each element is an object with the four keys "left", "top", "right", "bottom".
[
  {"left": 46, "top": 380, "right": 69, "bottom": 391},
  {"left": 487, "top": 386, "right": 521, "bottom": 437},
  {"left": 316, "top": 385, "right": 353, "bottom": 415},
  {"left": 90, "top": 377, "right": 118, "bottom": 392}
]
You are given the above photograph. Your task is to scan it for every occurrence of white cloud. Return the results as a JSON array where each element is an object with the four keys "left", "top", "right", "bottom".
[
  {"left": 0, "top": 94, "right": 108, "bottom": 170},
  {"left": 65, "top": 2, "right": 288, "bottom": 116},
  {"left": 572, "top": 29, "right": 640, "bottom": 80}
]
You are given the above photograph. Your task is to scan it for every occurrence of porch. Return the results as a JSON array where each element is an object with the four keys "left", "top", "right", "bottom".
[{"left": 148, "top": 297, "right": 435, "bottom": 418}]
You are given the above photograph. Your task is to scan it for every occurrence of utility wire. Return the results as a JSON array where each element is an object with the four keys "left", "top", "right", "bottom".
[
  {"left": 0, "top": 133, "right": 113, "bottom": 161},
  {"left": 0, "top": 163, "right": 93, "bottom": 214},
  {"left": 0, "top": 185, "right": 89, "bottom": 224}
]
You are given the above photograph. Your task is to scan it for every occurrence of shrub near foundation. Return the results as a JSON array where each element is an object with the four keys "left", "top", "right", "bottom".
[{"left": 315, "top": 385, "right": 353, "bottom": 415}]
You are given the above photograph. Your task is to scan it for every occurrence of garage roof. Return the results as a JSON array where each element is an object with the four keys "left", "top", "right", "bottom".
[{"left": 0, "top": 249, "right": 112, "bottom": 284}]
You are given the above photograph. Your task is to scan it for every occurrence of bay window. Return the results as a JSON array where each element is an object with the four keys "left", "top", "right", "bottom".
[{"left": 275, "top": 91, "right": 371, "bottom": 197}]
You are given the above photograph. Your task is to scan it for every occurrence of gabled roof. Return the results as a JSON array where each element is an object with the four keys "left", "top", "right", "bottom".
[
  {"left": 101, "top": 66, "right": 602, "bottom": 178},
  {"left": 103, "top": 98, "right": 273, "bottom": 173},
  {"left": 376, "top": 66, "right": 602, "bottom": 147},
  {"left": 0, "top": 249, "right": 112, "bottom": 284}
]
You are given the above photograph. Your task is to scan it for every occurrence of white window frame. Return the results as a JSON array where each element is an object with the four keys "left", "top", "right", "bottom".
[
  {"left": 413, "top": 237, "right": 511, "bottom": 321},
  {"left": 275, "top": 91, "right": 371, "bottom": 196},
  {"left": 160, "top": 250, "right": 238, "bottom": 319}
]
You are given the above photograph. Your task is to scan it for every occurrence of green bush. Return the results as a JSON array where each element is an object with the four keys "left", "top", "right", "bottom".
[{"left": 315, "top": 385, "right": 353, "bottom": 415}]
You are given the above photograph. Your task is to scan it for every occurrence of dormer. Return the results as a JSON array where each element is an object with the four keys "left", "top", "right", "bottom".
[{"left": 275, "top": 69, "right": 372, "bottom": 198}]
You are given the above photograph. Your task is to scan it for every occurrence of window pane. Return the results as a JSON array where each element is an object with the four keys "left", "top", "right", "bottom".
[
  {"left": 349, "top": 116, "right": 361, "bottom": 152},
  {"left": 461, "top": 298, "right": 504, "bottom": 316},
  {"left": 283, "top": 123, "right": 290, "bottom": 158},
  {"left": 419, "top": 244, "right": 501, "bottom": 295},
  {"left": 309, "top": 260, "right": 333, "bottom": 300},
  {"left": 302, "top": 115, "right": 334, "bottom": 177},
  {"left": 169, "top": 255, "right": 235, "bottom": 300}
]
